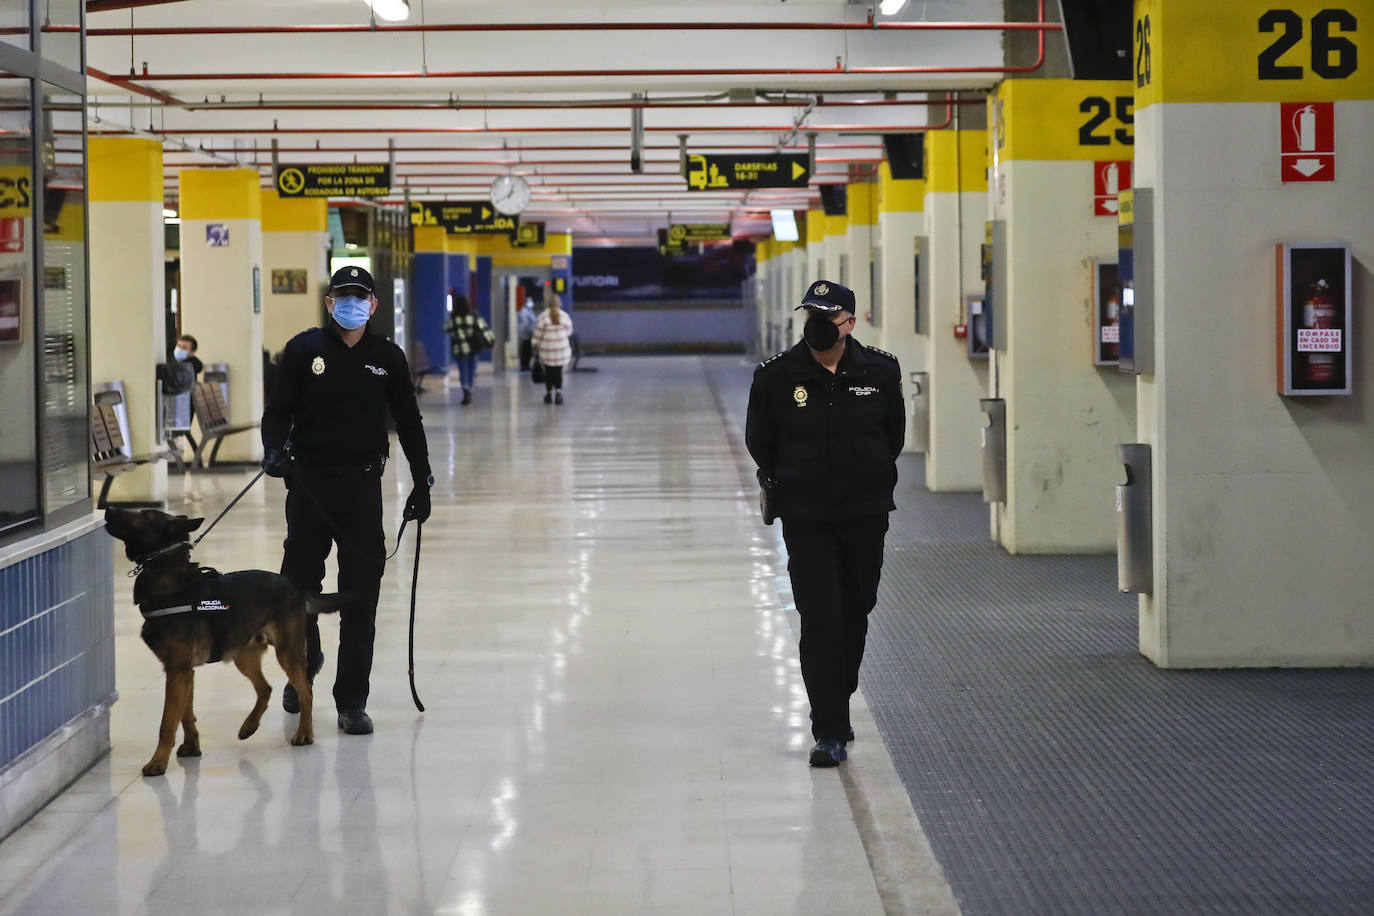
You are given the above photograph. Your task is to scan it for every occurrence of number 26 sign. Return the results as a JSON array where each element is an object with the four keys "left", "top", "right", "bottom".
[{"left": 1133, "top": 1, "right": 1368, "bottom": 107}]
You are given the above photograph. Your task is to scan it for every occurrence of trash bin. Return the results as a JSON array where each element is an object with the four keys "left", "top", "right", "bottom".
[
  {"left": 1116, "top": 443, "right": 1153, "bottom": 593},
  {"left": 910, "top": 372, "right": 929, "bottom": 454},
  {"left": 979, "top": 398, "right": 1006, "bottom": 504}
]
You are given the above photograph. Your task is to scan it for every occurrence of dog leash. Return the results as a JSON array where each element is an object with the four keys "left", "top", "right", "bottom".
[
  {"left": 408, "top": 521, "right": 425, "bottom": 712},
  {"left": 289, "top": 474, "right": 426, "bottom": 712},
  {"left": 191, "top": 469, "right": 266, "bottom": 549}
]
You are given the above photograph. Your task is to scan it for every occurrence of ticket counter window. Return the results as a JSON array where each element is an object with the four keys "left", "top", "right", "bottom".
[
  {"left": 0, "top": 73, "right": 37, "bottom": 537},
  {"left": 40, "top": 85, "right": 89, "bottom": 512}
]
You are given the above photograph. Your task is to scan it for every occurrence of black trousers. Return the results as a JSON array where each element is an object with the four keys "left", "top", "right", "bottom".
[
  {"left": 781, "top": 514, "right": 890, "bottom": 742},
  {"left": 280, "top": 467, "right": 385, "bottom": 711},
  {"left": 518, "top": 338, "right": 533, "bottom": 370},
  {"left": 544, "top": 365, "right": 564, "bottom": 391}
]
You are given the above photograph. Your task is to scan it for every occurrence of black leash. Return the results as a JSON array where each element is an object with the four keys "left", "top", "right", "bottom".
[
  {"left": 191, "top": 469, "right": 265, "bottom": 549},
  {"left": 408, "top": 521, "right": 425, "bottom": 712},
  {"left": 287, "top": 473, "right": 426, "bottom": 712}
]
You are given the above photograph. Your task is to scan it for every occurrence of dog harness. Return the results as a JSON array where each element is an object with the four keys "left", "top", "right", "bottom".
[{"left": 138, "top": 568, "right": 237, "bottom": 662}]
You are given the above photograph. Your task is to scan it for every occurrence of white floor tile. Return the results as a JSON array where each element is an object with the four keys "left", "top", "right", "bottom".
[{"left": 0, "top": 358, "right": 899, "bottom": 915}]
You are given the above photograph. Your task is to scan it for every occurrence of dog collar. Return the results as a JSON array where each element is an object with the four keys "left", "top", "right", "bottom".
[{"left": 131, "top": 541, "right": 191, "bottom": 570}]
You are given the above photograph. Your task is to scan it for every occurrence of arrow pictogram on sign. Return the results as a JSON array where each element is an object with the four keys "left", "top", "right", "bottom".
[
  {"left": 791, "top": 161, "right": 806, "bottom": 181},
  {"left": 1292, "top": 159, "right": 1326, "bottom": 177}
]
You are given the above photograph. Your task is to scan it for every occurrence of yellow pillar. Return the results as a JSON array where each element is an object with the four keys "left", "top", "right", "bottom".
[
  {"left": 178, "top": 168, "right": 264, "bottom": 462},
  {"left": 89, "top": 137, "right": 167, "bottom": 502},
  {"left": 260, "top": 193, "right": 328, "bottom": 354},
  {"left": 876, "top": 163, "right": 927, "bottom": 451}
]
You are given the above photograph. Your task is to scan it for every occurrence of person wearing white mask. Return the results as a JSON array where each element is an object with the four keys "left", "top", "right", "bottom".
[
  {"left": 259, "top": 266, "right": 433, "bottom": 736},
  {"left": 173, "top": 334, "right": 203, "bottom": 377}
]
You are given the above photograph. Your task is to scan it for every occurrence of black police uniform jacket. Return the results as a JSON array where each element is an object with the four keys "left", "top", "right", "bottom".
[
  {"left": 262, "top": 324, "right": 431, "bottom": 480},
  {"left": 745, "top": 337, "right": 904, "bottom": 520}
]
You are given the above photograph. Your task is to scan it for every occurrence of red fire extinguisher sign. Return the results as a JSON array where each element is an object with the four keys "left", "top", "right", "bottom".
[{"left": 1280, "top": 102, "right": 1334, "bottom": 184}]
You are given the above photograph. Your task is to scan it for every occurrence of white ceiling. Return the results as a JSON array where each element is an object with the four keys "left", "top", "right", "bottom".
[{"left": 86, "top": 0, "right": 1018, "bottom": 241}]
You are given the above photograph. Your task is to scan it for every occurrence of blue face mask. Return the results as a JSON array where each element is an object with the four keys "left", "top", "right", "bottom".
[
  {"left": 173, "top": 347, "right": 190, "bottom": 361},
  {"left": 331, "top": 295, "right": 371, "bottom": 330}
]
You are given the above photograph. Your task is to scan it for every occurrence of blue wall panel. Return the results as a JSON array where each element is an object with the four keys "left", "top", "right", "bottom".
[
  {"left": 0, "top": 528, "right": 115, "bottom": 770},
  {"left": 412, "top": 251, "right": 450, "bottom": 372}
]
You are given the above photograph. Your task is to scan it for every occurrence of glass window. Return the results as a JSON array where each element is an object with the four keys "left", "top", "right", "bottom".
[
  {"left": 39, "top": 0, "right": 82, "bottom": 72},
  {"left": 40, "top": 84, "right": 87, "bottom": 512},
  {"left": 0, "top": 72, "right": 37, "bottom": 536},
  {"left": 0, "top": 1, "right": 30, "bottom": 53}
]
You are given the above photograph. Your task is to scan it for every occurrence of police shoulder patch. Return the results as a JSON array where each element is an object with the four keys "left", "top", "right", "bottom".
[
  {"left": 755, "top": 350, "right": 787, "bottom": 371},
  {"left": 864, "top": 345, "right": 899, "bottom": 363}
]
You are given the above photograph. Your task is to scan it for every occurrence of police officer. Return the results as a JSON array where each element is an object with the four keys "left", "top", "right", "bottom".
[
  {"left": 745, "top": 280, "right": 904, "bottom": 767},
  {"left": 261, "top": 266, "right": 433, "bottom": 736}
]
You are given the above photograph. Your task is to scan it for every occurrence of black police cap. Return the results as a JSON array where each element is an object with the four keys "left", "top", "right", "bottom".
[
  {"left": 329, "top": 265, "right": 376, "bottom": 296},
  {"left": 796, "top": 280, "right": 855, "bottom": 314}
]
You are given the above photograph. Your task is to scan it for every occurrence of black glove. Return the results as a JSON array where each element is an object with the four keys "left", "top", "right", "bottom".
[
  {"left": 403, "top": 484, "right": 431, "bottom": 523},
  {"left": 262, "top": 447, "right": 290, "bottom": 479}
]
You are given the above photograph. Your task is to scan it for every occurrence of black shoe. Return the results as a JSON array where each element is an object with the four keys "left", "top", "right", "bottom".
[
  {"left": 461, "top": 387, "right": 472, "bottom": 405},
  {"left": 809, "top": 739, "right": 847, "bottom": 768},
  {"left": 282, "top": 682, "right": 300, "bottom": 714},
  {"left": 337, "top": 708, "right": 373, "bottom": 735},
  {"left": 554, "top": 392, "right": 564, "bottom": 405},
  {"left": 543, "top": 392, "right": 552, "bottom": 404}
]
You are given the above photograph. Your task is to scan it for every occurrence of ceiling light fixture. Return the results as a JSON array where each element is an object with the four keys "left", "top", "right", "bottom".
[
  {"left": 364, "top": 0, "right": 410, "bottom": 23},
  {"left": 878, "top": 0, "right": 909, "bottom": 15}
]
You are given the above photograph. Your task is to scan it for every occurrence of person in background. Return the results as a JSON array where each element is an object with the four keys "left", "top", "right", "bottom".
[
  {"left": 531, "top": 293, "right": 573, "bottom": 405},
  {"left": 517, "top": 297, "right": 538, "bottom": 371},
  {"left": 442, "top": 293, "right": 492, "bottom": 406},
  {"left": 174, "top": 334, "right": 203, "bottom": 377}
]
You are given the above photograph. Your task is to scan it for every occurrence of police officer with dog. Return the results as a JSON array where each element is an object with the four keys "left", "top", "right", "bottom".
[
  {"left": 745, "top": 280, "right": 904, "bottom": 768},
  {"left": 261, "top": 265, "right": 433, "bottom": 736}
]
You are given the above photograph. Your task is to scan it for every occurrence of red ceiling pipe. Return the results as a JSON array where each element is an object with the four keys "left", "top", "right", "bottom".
[
  {"left": 91, "top": 124, "right": 949, "bottom": 135},
  {"left": 142, "top": 98, "right": 973, "bottom": 112},
  {"left": 98, "top": 0, "right": 1049, "bottom": 87},
  {"left": 158, "top": 143, "right": 882, "bottom": 154},
  {"left": 78, "top": 19, "right": 1062, "bottom": 37},
  {"left": 88, "top": 66, "right": 185, "bottom": 106}
]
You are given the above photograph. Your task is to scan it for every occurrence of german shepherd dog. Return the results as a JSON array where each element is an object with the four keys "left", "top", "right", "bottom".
[{"left": 103, "top": 507, "right": 346, "bottom": 777}]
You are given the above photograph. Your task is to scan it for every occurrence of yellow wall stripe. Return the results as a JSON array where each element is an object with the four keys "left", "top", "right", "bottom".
[
  {"left": 805, "top": 209, "right": 826, "bottom": 245},
  {"left": 260, "top": 193, "right": 326, "bottom": 233},
  {"left": 878, "top": 161, "right": 926, "bottom": 213},
  {"left": 824, "top": 213, "right": 847, "bottom": 238},
  {"left": 179, "top": 169, "right": 262, "bottom": 221},
  {"left": 89, "top": 137, "right": 163, "bottom": 203},
  {"left": 926, "top": 130, "right": 988, "bottom": 194}
]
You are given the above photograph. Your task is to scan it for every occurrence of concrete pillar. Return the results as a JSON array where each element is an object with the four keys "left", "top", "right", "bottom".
[
  {"left": 988, "top": 78, "right": 1136, "bottom": 553},
  {"left": 89, "top": 137, "right": 167, "bottom": 502},
  {"left": 805, "top": 208, "right": 825, "bottom": 286},
  {"left": 1132, "top": 0, "right": 1374, "bottom": 666},
  {"left": 875, "top": 163, "right": 927, "bottom": 452},
  {"left": 178, "top": 168, "right": 264, "bottom": 463},
  {"left": 846, "top": 181, "right": 877, "bottom": 329},
  {"left": 260, "top": 193, "right": 328, "bottom": 355},
  {"left": 923, "top": 129, "right": 990, "bottom": 491}
]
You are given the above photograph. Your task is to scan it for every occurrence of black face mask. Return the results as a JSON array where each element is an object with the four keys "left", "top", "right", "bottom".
[{"left": 803, "top": 313, "right": 842, "bottom": 351}]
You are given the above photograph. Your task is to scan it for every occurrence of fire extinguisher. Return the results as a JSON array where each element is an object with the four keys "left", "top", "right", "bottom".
[{"left": 1301, "top": 278, "right": 1335, "bottom": 384}]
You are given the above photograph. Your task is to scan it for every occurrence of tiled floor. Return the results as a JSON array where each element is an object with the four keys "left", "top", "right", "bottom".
[{"left": 0, "top": 356, "right": 947, "bottom": 915}]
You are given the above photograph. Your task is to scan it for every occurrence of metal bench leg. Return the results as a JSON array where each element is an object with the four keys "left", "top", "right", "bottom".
[
  {"left": 97, "top": 475, "right": 115, "bottom": 510},
  {"left": 208, "top": 436, "right": 224, "bottom": 468},
  {"left": 193, "top": 435, "right": 210, "bottom": 469}
]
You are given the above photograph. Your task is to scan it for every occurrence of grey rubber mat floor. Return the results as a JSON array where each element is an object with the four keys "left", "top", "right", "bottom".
[
  {"left": 706, "top": 356, "right": 1374, "bottom": 916},
  {"left": 867, "top": 456, "right": 1374, "bottom": 916}
]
